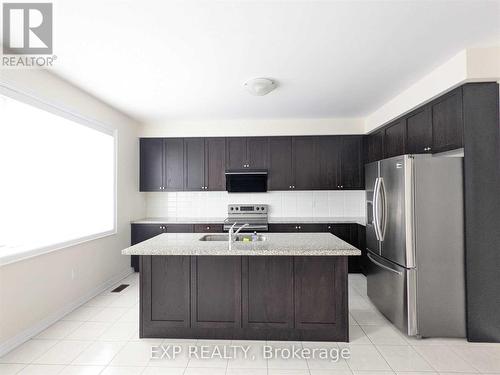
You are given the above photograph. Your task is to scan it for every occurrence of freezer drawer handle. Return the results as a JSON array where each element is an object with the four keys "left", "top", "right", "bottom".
[{"left": 367, "top": 253, "right": 403, "bottom": 275}]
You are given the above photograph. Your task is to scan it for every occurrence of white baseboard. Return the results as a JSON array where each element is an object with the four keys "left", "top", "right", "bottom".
[{"left": 0, "top": 267, "right": 134, "bottom": 357}]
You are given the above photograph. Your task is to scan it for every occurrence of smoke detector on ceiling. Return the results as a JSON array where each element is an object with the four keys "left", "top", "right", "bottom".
[{"left": 244, "top": 78, "right": 277, "bottom": 96}]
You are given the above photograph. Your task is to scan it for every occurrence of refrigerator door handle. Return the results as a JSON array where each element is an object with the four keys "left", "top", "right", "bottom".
[
  {"left": 379, "top": 177, "right": 387, "bottom": 241},
  {"left": 367, "top": 253, "right": 403, "bottom": 275},
  {"left": 373, "top": 177, "right": 381, "bottom": 241}
]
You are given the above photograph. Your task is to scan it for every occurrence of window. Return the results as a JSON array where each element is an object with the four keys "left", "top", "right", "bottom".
[{"left": 0, "top": 86, "right": 116, "bottom": 265}]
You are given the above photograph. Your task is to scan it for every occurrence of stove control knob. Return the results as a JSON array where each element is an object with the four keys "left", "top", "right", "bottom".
[
  {"left": 256, "top": 207, "right": 260, "bottom": 211},
  {"left": 261, "top": 207, "right": 265, "bottom": 211}
]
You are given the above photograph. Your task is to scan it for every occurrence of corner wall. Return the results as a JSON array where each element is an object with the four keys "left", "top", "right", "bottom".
[{"left": 0, "top": 69, "right": 145, "bottom": 354}]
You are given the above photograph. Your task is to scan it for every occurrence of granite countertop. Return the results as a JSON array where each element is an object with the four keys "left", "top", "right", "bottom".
[
  {"left": 121, "top": 232, "right": 361, "bottom": 256},
  {"left": 132, "top": 216, "right": 366, "bottom": 226}
]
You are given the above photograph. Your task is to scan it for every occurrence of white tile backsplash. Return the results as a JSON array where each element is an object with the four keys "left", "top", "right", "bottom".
[{"left": 145, "top": 190, "right": 366, "bottom": 219}]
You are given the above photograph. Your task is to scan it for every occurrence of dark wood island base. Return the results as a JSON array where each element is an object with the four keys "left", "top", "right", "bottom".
[{"left": 139, "top": 255, "right": 349, "bottom": 342}]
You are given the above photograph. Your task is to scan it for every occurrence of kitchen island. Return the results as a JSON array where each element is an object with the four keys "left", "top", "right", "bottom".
[{"left": 122, "top": 232, "right": 360, "bottom": 341}]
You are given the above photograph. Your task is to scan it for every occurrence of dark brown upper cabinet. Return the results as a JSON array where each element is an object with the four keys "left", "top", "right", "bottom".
[
  {"left": 226, "top": 137, "right": 269, "bottom": 170},
  {"left": 340, "top": 136, "right": 364, "bottom": 189},
  {"left": 226, "top": 137, "right": 247, "bottom": 169},
  {"left": 205, "top": 137, "right": 226, "bottom": 191},
  {"left": 293, "top": 136, "right": 321, "bottom": 190},
  {"left": 365, "top": 130, "right": 384, "bottom": 164},
  {"left": 139, "top": 138, "right": 184, "bottom": 191},
  {"left": 141, "top": 135, "right": 362, "bottom": 192},
  {"left": 406, "top": 107, "right": 432, "bottom": 154},
  {"left": 163, "top": 139, "right": 185, "bottom": 190},
  {"left": 184, "top": 138, "right": 205, "bottom": 191},
  {"left": 184, "top": 137, "right": 226, "bottom": 191},
  {"left": 140, "top": 138, "right": 164, "bottom": 191},
  {"left": 247, "top": 137, "right": 269, "bottom": 169},
  {"left": 432, "top": 87, "right": 464, "bottom": 153},
  {"left": 268, "top": 137, "right": 293, "bottom": 190},
  {"left": 384, "top": 119, "right": 406, "bottom": 158},
  {"left": 317, "top": 136, "right": 341, "bottom": 190}
]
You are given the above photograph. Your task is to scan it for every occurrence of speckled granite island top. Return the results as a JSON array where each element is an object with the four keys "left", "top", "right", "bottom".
[{"left": 122, "top": 232, "right": 361, "bottom": 256}]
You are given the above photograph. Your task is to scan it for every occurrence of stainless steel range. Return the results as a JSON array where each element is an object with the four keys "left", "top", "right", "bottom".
[{"left": 223, "top": 204, "right": 268, "bottom": 232}]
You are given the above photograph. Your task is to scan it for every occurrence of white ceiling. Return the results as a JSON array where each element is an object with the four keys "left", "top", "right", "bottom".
[{"left": 50, "top": 0, "right": 500, "bottom": 123}]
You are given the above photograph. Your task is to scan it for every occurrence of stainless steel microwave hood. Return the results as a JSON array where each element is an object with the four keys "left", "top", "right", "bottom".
[{"left": 225, "top": 170, "right": 267, "bottom": 193}]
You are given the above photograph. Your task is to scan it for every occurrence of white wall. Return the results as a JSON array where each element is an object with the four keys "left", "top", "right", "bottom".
[
  {"left": 140, "top": 118, "right": 364, "bottom": 137},
  {"left": 0, "top": 69, "right": 145, "bottom": 354},
  {"left": 145, "top": 191, "right": 366, "bottom": 220}
]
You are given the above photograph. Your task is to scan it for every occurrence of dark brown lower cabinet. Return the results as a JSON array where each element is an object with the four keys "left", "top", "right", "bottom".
[
  {"left": 242, "top": 256, "right": 294, "bottom": 329},
  {"left": 295, "top": 257, "right": 348, "bottom": 339},
  {"left": 191, "top": 256, "right": 242, "bottom": 329},
  {"left": 140, "top": 255, "right": 348, "bottom": 341},
  {"left": 141, "top": 256, "right": 190, "bottom": 329}
]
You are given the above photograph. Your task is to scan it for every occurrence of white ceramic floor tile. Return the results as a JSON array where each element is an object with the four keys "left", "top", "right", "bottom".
[
  {"left": 36, "top": 321, "right": 83, "bottom": 340},
  {"left": 116, "top": 307, "right": 139, "bottom": 323},
  {"left": 142, "top": 367, "right": 185, "bottom": 374},
  {"left": 33, "top": 341, "right": 92, "bottom": 365},
  {"left": 17, "top": 364, "right": 65, "bottom": 374},
  {"left": 307, "top": 357, "right": 351, "bottom": 370},
  {"left": 450, "top": 345, "right": 500, "bottom": 373},
  {"left": 110, "top": 342, "right": 154, "bottom": 366},
  {"left": 100, "top": 365, "right": 146, "bottom": 375},
  {"left": 226, "top": 343, "right": 267, "bottom": 369},
  {"left": 226, "top": 369, "right": 268, "bottom": 375},
  {"left": 350, "top": 310, "right": 389, "bottom": 326},
  {"left": 147, "top": 342, "right": 190, "bottom": 368},
  {"left": 268, "top": 369, "right": 310, "bottom": 375},
  {"left": 376, "top": 345, "right": 434, "bottom": 372},
  {"left": 71, "top": 341, "right": 126, "bottom": 366},
  {"left": 184, "top": 368, "right": 226, "bottom": 375},
  {"left": 344, "top": 345, "right": 392, "bottom": 371},
  {"left": 309, "top": 370, "right": 353, "bottom": 375},
  {"left": 98, "top": 322, "right": 137, "bottom": 341},
  {"left": 59, "top": 365, "right": 104, "bottom": 374},
  {"left": 412, "top": 345, "right": 477, "bottom": 373},
  {"left": 349, "top": 326, "right": 373, "bottom": 345},
  {"left": 0, "top": 339, "right": 59, "bottom": 364},
  {"left": 87, "top": 308, "right": 128, "bottom": 323},
  {"left": 0, "top": 363, "right": 26, "bottom": 374},
  {"left": 361, "top": 326, "right": 408, "bottom": 346},
  {"left": 65, "top": 322, "right": 112, "bottom": 340},
  {"left": 84, "top": 295, "right": 119, "bottom": 308},
  {"left": 62, "top": 307, "right": 103, "bottom": 322}
]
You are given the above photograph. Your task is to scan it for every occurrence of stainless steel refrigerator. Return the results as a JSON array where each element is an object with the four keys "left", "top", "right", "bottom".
[{"left": 365, "top": 154, "right": 466, "bottom": 338}]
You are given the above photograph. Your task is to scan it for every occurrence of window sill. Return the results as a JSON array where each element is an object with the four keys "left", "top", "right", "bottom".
[{"left": 0, "top": 230, "right": 117, "bottom": 267}]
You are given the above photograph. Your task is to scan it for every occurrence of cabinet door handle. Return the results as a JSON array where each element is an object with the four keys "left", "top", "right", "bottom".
[
  {"left": 289, "top": 185, "right": 292, "bottom": 189},
  {"left": 206, "top": 226, "right": 210, "bottom": 230},
  {"left": 292, "top": 185, "right": 295, "bottom": 189}
]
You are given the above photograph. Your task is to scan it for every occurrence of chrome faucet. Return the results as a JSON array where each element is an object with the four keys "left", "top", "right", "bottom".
[{"left": 228, "top": 222, "right": 250, "bottom": 248}]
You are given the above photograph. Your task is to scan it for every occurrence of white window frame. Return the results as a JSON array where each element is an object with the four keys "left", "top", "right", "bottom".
[{"left": 0, "top": 82, "right": 118, "bottom": 266}]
